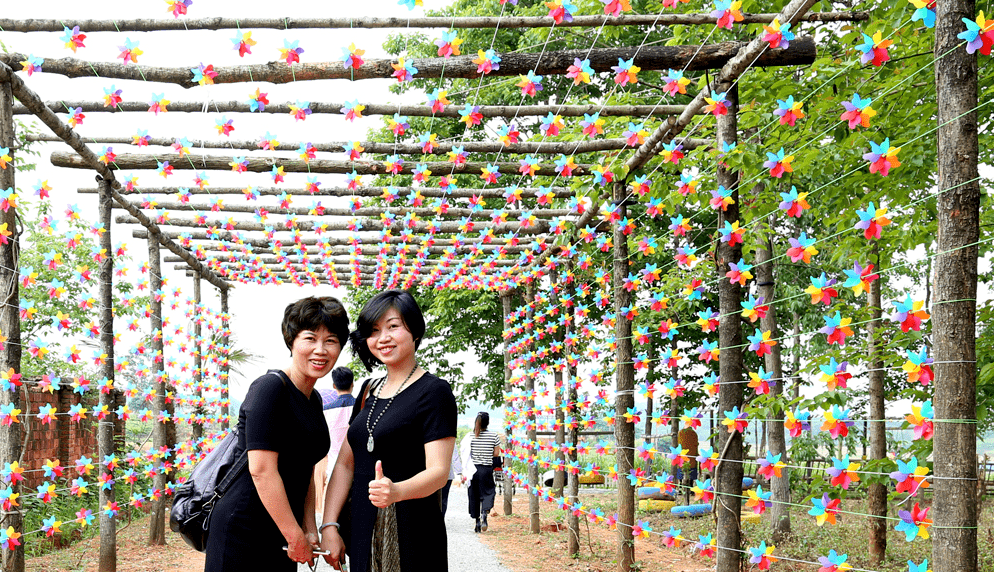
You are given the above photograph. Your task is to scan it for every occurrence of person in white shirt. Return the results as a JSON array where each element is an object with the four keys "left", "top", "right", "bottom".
[{"left": 464, "top": 412, "right": 500, "bottom": 532}]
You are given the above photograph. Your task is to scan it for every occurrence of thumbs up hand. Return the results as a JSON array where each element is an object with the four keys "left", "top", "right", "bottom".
[{"left": 368, "top": 460, "right": 396, "bottom": 508}]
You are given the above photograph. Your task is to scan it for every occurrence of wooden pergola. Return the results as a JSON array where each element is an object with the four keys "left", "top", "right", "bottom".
[{"left": 0, "top": 1, "right": 981, "bottom": 572}]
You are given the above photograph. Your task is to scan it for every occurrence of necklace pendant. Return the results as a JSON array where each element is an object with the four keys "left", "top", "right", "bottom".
[{"left": 367, "top": 435, "right": 375, "bottom": 453}]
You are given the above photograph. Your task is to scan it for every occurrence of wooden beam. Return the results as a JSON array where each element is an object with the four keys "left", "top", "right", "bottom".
[
  {"left": 164, "top": 254, "right": 518, "bottom": 267},
  {"left": 187, "top": 269, "right": 376, "bottom": 287},
  {"left": 1, "top": 38, "right": 815, "bottom": 86},
  {"left": 0, "top": 13, "right": 867, "bottom": 32},
  {"left": 18, "top": 102, "right": 692, "bottom": 119},
  {"left": 626, "top": 0, "right": 819, "bottom": 173},
  {"left": 932, "top": 0, "right": 980, "bottom": 567},
  {"left": 112, "top": 199, "right": 573, "bottom": 219},
  {"left": 80, "top": 185, "right": 578, "bottom": 200},
  {"left": 0, "top": 61, "right": 230, "bottom": 292},
  {"left": 33, "top": 133, "right": 707, "bottom": 157},
  {"left": 51, "top": 151, "right": 593, "bottom": 178},
  {"left": 114, "top": 213, "right": 551, "bottom": 235}
]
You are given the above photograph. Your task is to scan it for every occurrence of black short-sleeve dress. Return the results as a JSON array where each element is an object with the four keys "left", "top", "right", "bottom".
[
  {"left": 204, "top": 370, "right": 330, "bottom": 571},
  {"left": 347, "top": 372, "right": 457, "bottom": 572}
]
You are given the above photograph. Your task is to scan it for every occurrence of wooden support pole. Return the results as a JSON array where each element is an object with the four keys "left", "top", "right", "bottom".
[
  {"left": 551, "top": 265, "right": 566, "bottom": 498},
  {"left": 53, "top": 151, "right": 594, "bottom": 178},
  {"left": 0, "top": 78, "right": 24, "bottom": 572},
  {"left": 96, "top": 176, "right": 117, "bottom": 572},
  {"left": 147, "top": 236, "right": 169, "bottom": 545},
  {"left": 2, "top": 38, "right": 815, "bottom": 86},
  {"left": 524, "top": 283, "right": 540, "bottom": 534},
  {"left": 500, "top": 290, "right": 516, "bottom": 516},
  {"left": 219, "top": 289, "right": 231, "bottom": 429},
  {"left": 625, "top": 0, "right": 818, "bottom": 173},
  {"left": 20, "top": 103, "right": 693, "bottom": 121},
  {"left": 0, "top": 13, "right": 868, "bottom": 32},
  {"left": 0, "top": 62, "right": 230, "bottom": 292},
  {"left": 564, "top": 264, "right": 581, "bottom": 558},
  {"left": 81, "top": 184, "right": 578, "bottom": 200},
  {"left": 932, "top": 0, "right": 980, "bottom": 568},
  {"left": 866, "top": 246, "right": 887, "bottom": 562},
  {"left": 191, "top": 273, "right": 204, "bottom": 446},
  {"left": 715, "top": 84, "right": 743, "bottom": 572},
  {"left": 612, "top": 181, "right": 636, "bottom": 572}
]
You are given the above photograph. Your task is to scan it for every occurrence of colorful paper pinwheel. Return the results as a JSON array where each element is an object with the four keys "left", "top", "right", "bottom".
[
  {"left": 623, "top": 122, "right": 649, "bottom": 146},
  {"left": 231, "top": 31, "right": 256, "bottom": 57},
  {"left": 747, "top": 485, "right": 772, "bottom": 514},
  {"left": 896, "top": 503, "right": 932, "bottom": 541},
  {"left": 747, "top": 331, "right": 777, "bottom": 359},
  {"left": 517, "top": 71, "right": 544, "bottom": 97},
  {"left": 676, "top": 173, "right": 699, "bottom": 195},
  {"left": 828, "top": 455, "right": 861, "bottom": 490},
  {"left": 118, "top": 38, "right": 143, "bottom": 65},
  {"left": 61, "top": 25, "right": 86, "bottom": 52},
  {"left": 957, "top": 11, "right": 994, "bottom": 55},
  {"left": 818, "top": 358, "right": 852, "bottom": 390},
  {"left": 472, "top": 49, "right": 501, "bottom": 74},
  {"left": 709, "top": 185, "right": 734, "bottom": 210},
  {"left": 612, "top": 58, "right": 640, "bottom": 85},
  {"left": 840, "top": 93, "right": 876, "bottom": 128},
  {"left": 764, "top": 147, "right": 794, "bottom": 178},
  {"left": 906, "top": 400, "right": 934, "bottom": 440},
  {"left": 748, "top": 542, "right": 777, "bottom": 570},
  {"left": 391, "top": 57, "right": 418, "bottom": 82},
  {"left": 774, "top": 95, "right": 804, "bottom": 126},
  {"left": 280, "top": 39, "right": 304, "bottom": 65},
  {"left": 809, "top": 493, "right": 841, "bottom": 525},
  {"left": 601, "top": 0, "right": 631, "bottom": 17},
  {"left": 567, "top": 58, "right": 593, "bottom": 85},
  {"left": 663, "top": 69, "right": 691, "bottom": 95},
  {"left": 909, "top": 0, "right": 936, "bottom": 28},
  {"left": 892, "top": 295, "right": 930, "bottom": 332},
  {"left": 191, "top": 63, "right": 218, "bottom": 85},
  {"left": 784, "top": 409, "right": 811, "bottom": 437},
  {"left": 822, "top": 405, "right": 854, "bottom": 438},
  {"left": 787, "top": 232, "right": 818, "bottom": 263},
  {"left": 762, "top": 18, "right": 795, "bottom": 50},
  {"left": 818, "top": 550, "right": 852, "bottom": 572},
  {"left": 725, "top": 258, "right": 753, "bottom": 286},
  {"left": 757, "top": 452, "right": 785, "bottom": 479},
  {"left": 691, "top": 479, "right": 714, "bottom": 502},
  {"left": 426, "top": 88, "right": 450, "bottom": 112},
  {"left": 856, "top": 31, "right": 893, "bottom": 66},
  {"left": 855, "top": 201, "right": 892, "bottom": 239},
  {"left": 864, "top": 138, "right": 901, "bottom": 176},
  {"left": 723, "top": 407, "right": 748, "bottom": 433},
  {"left": 842, "top": 261, "right": 879, "bottom": 296},
  {"left": 705, "top": 91, "right": 730, "bottom": 115},
  {"left": 712, "top": 0, "right": 744, "bottom": 29},
  {"left": 820, "top": 312, "right": 854, "bottom": 346},
  {"left": 545, "top": 0, "right": 578, "bottom": 24},
  {"left": 903, "top": 347, "right": 935, "bottom": 386}
]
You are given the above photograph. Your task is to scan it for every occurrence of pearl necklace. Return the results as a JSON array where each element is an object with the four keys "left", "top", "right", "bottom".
[{"left": 365, "top": 365, "right": 417, "bottom": 453}]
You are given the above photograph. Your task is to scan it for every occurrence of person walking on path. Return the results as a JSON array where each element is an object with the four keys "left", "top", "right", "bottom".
[{"left": 466, "top": 412, "right": 501, "bottom": 533}]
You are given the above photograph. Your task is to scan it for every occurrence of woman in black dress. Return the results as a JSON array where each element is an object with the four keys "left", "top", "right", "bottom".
[
  {"left": 320, "top": 290, "right": 457, "bottom": 572},
  {"left": 204, "top": 296, "right": 349, "bottom": 570}
]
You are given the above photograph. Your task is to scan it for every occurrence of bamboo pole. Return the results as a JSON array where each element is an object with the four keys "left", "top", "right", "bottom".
[
  {"left": 0, "top": 12, "right": 867, "bottom": 32},
  {"left": 1, "top": 38, "right": 815, "bottom": 85},
  {"left": 612, "top": 181, "right": 636, "bottom": 572},
  {"left": 96, "top": 176, "right": 117, "bottom": 572},
  {"left": 932, "top": 0, "right": 980, "bottom": 568},
  {"left": 625, "top": 0, "right": 819, "bottom": 173},
  {"left": 146, "top": 236, "right": 169, "bottom": 545},
  {"left": 114, "top": 213, "right": 551, "bottom": 235},
  {"left": 714, "top": 85, "right": 743, "bottom": 572},
  {"left": 0, "top": 61, "right": 229, "bottom": 292},
  {"left": 0, "top": 78, "right": 24, "bottom": 572},
  {"left": 51, "top": 151, "right": 593, "bottom": 178},
  {"left": 81, "top": 185, "right": 578, "bottom": 200},
  {"left": 19, "top": 102, "right": 692, "bottom": 120}
]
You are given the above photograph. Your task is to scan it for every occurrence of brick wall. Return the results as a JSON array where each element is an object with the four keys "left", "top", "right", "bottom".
[{"left": 20, "top": 381, "right": 101, "bottom": 488}]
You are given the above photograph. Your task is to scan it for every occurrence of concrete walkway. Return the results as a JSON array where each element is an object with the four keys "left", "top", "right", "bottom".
[{"left": 300, "top": 482, "right": 511, "bottom": 572}]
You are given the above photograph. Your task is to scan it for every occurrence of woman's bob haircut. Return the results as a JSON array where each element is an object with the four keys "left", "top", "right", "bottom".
[
  {"left": 281, "top": 296, "right": 350, "bottom": 352},
  {"left": 350, "top": 290, "right": 426, "bottom": 372}
]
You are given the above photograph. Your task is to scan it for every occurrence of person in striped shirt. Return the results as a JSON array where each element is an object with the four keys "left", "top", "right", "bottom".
[{"left": 466, "top": 412, "right": 501, "bottom": 532}]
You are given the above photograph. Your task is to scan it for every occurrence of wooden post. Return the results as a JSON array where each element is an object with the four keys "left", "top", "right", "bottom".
[
  {"left": 612, "top": 181, "right": 636, "bottom": 572},
  {"left": 500, "top": 290, "right": 516, "bottom": 516},
  {"left": 715, "top": 84, "right": 744, "bottom": 572},
  {"left": 147, "top": 236, "right": 168, "bottom": 545},
  {"left": 524, "top": 283, "right": 540, "bottom": 534},
  {"left": 96, "top": 176, "right": 117, "bottom": 572},
  {"left": 191, "top": 272, "right": 204, "bottom": 445},
  {"left": 550, "top": 266, "right": 566, "bottom": 498},
  {"left": 932, "top": 0, "right": 980, "bottom": 569},
  {"left": 219, "top": 288, "right": 231, "bottom": 429},
  {"left": 564, "top": 266, "right": 580, "bottom": 557},
  {"left": 0, "top": 78, "right": 24, "bottom": 572},
  {"left": 866, "top": 246, "right": 887, "bottom": 563},
  {"left": 754, "top": 233, "right": 791, "bottom": 543},
  {"left": 643, "top": 344, "right": 655, "bottom": 474}
]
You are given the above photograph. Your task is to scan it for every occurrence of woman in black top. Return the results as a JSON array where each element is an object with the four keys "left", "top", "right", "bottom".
[
  {"left": 320, "top": 290, "right": 457, "bottom": 572},
  {"left": 204, "top": 296, "right": 349, "bottom": 570}
]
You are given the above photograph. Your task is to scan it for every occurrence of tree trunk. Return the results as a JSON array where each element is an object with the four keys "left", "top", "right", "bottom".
[
  {"left": 643, "top": 344, "right": 655, "bottom": 474},
  {"left": 191, "top": 273, "right": 204, "bottom": 446},
  {"left": 552, "top": 266, "right": 566, "bottom": 498},
  {"left": 0, "top": 78, "right": 24, "bottom": 572},
  {"left": 612, "top": 182, "right": 636, "bottom": 572},
  {"left": 932, "top": 0, "right": 980, "bottom": 569},
  {"left": 755, "top": 233, "right": 791, "bottom": 543},
  {"left": 147, "top": 236, "right": 168, "bottom": 545},
  {"left": 791, "top": 312, "right": 801, "bottom": 401},
  {"left": 565, "top": 266, "right": 581, "bottom": 557},
  {"left": 525, "top": 283, "right": 540, "bottom": 534},
  {"left": 867, "top": 248, "right": 887, "bottom": 563},
  {"left": 715, "top": 84, "right": 744, "bottom": 572},
  {"left": 97, "top": 177, "right": 117, "bottom": 572},
  {"left": 500, "top": 292, "right": 516, "bottom": 516}
]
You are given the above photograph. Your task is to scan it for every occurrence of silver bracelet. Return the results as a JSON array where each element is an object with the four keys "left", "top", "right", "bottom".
[{"left": 319, "top": 522, "right": 340, "bottom": 532}]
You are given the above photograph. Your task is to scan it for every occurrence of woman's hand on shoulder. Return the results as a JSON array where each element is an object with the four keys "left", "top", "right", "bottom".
[{"left": 368, "top": 460, "right": 397, "bottom": 508}]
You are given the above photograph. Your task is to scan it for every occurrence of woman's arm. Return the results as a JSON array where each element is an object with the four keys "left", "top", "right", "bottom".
[
  {"left": 303, "top": 474, "right": 318, "bottom": 544},
  {"left": 248, "top": 449, "right": 312, "bottom": 563},
  {"left": 368, "top": 436, "right": 455, "bottom": 508},
  {"left": 319, "top": 439, "right": 354, "bottom": 569}
]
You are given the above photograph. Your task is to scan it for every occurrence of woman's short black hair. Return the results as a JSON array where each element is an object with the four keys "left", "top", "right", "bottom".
[
  {"left": 349, "top": 290, "right": 426, "bottom": 372},
  {"left": 281, "top": 296, "right": 350, "bottom": 352},
  {"left": 331, "top": 367, "right": 354, "bottom": 391}
]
